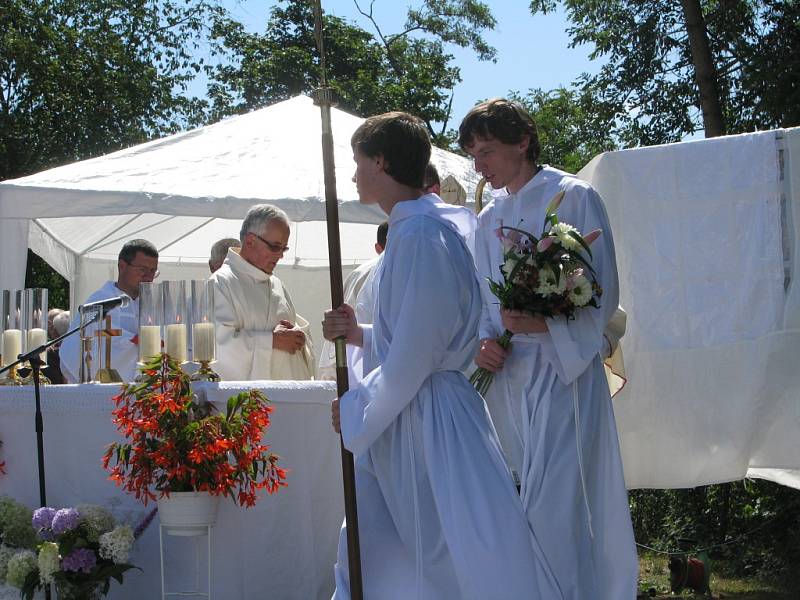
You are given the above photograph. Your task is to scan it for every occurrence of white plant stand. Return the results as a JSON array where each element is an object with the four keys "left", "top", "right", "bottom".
[{"left": 159, "top": 524, "right": 212, "bottom": 600}]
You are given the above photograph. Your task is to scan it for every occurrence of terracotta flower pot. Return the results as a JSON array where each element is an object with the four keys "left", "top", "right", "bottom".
[{"left": 157, "top": 491, "right": 220, "bottom": 536}]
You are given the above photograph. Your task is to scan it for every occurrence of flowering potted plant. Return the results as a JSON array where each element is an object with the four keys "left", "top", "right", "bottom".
[
  {"left": 0, "top": 495, "right": 38, "bottom": 591},
  {"left": 103, "top": 353, "right": 287, "bottom": 533},
  {"left": 4, "top": 503, "right": 145, "bottom": 600}
]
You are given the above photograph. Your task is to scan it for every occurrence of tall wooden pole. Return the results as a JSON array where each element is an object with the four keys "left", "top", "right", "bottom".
[{"left": 311, "top": 2, "right": 363, "bottom": 598}]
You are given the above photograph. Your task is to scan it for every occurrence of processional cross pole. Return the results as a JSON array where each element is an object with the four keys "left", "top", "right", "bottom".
[{"left": 311, "top": 1, "right": 364, "bottom": 598}]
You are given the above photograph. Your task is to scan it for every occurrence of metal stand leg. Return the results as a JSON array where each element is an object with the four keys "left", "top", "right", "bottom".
[{"left": 159, "top": 524, "right": 212, "bottom": 599}]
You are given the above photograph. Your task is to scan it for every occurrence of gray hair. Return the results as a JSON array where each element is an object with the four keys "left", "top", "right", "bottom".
[
  {"left": 53, "top": 311, "right": 71, "bottom": 337},
  {"left": 209, "top": 237, "right": 240, "bottom": 265},
  {"left": 239, "top": 204, "right": 290, "bottom": 242}
]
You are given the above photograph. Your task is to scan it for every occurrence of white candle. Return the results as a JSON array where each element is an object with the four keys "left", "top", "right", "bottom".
[
  {"left": 192, "top": 322, "right": 215, "bottom": 362},
  {"left": 165, "top": 323, "right": 188, "bottom": 363},
  {"left": 138, "top": 325, "right": 161, "bottom": 362},
  {"left": 2, "top": 329, "right": 22, "bottom": 366},
  {"left": 26, "top": 328, "right": 48, "bottom": 364}
]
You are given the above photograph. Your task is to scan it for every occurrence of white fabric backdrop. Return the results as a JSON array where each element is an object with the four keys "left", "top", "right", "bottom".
[
  {"left": 578, "top": 128, "right": 800, "bottom": 489},
  {"left": 0, "top": 382, "right": 342, "bottom": 600}
]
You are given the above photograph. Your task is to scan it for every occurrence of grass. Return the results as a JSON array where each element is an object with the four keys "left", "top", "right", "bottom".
[{"left": 637, "top": 551, "right": 799, "bottom": 599}]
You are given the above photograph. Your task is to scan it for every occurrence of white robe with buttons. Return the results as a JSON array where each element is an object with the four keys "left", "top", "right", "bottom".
[
  {"left": 211, "top": 248, "right": 314, "bottom": 381},
  {"left": 471, "top": 166, "right": 638, "bottom": 600},
  {"left": 333, "top": 195, "right": 562, "bottom": 600}
]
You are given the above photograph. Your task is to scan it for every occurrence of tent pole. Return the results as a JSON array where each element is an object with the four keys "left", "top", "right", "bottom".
[{"left": 312, "top": 2, "right": 363, "bottom": 598}]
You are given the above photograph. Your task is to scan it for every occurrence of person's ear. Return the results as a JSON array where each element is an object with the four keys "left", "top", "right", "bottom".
[{"left": 518, "top": 135, "right": 530, "bottom": 155}]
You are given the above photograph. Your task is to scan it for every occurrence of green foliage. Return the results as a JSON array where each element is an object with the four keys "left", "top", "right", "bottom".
[
  {"left": 630, "top": 480, "right": 800, "bottom": 579},
  {"left": 0, "top": 0, "right": 223, "bottom": 181},
  {"left": 203, "top": 0, "right": 496, "bottom": 144},
  {"left": 25, "top": 251, "right": 69, "bottom": 310},
  {"left": 529, "top": 0, "right": 800, "bottom": 146},
  {"left": 511, "top": 86, "right": 619, "bottom": 173}
]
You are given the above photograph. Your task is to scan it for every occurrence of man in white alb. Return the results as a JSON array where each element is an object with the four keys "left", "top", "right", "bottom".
[
  {"left": 211, "top": 204, "right": 314, "bottom": 380},
  {"left": 59, "top": 239, "right": 159, "bottom": 383}
]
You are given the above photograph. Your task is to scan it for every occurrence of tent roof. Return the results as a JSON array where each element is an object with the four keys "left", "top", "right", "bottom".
[{"left": 0, "top": 95, "right": 484, "bottom": 267}]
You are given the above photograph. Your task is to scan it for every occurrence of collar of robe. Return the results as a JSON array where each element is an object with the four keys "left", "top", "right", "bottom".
[
  {"left": 223, "top": 247, "right": 273, "bottom": 283},
  {"left": 388, "top": 192, "right": 477, "bottom": 239}
]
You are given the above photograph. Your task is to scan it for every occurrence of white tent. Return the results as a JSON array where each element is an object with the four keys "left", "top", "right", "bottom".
[{"left": 0, "top": 95, "right": 487, "bottom": 350}]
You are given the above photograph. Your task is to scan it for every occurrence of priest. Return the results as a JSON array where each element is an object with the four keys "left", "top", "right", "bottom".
[
  {"left": 211, "top": 204, "right": 314, "bottom": 381},
  {"left": 59, "top": 239, "right": 159, "bottom": 383}
]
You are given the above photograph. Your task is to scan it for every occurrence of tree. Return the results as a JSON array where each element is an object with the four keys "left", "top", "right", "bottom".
[
  {"left": 0, "top": 0, "right": 223, "bottom": 181},
  {"left": 529, "top": 0, "right": 800, "bottom": 146},
  {"left": 512, "top": 86, "right": 619, "bottom": 173},
  {"left": 203, "top": 0, "right": 496, "bottom": 146}
]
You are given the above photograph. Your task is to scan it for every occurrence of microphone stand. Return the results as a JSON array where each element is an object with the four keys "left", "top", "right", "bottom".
[{"left": 0, "top": 312, "right": 103, "bottom": 508}]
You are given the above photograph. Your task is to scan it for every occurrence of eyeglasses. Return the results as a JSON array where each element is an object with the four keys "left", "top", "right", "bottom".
[
  {"left": 251, "top": 232, "right": 290, "bottom": 254},
  {"left": 123, "top": 260, "right": 160, "bottom": 278}
]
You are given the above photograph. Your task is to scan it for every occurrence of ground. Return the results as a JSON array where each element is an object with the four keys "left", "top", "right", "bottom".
[{"left": 638, "top": 552, "right": 799, "bottom": 599}]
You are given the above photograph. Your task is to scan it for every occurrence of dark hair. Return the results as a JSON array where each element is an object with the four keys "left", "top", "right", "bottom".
[
  {"left": 458, "top": 98, "right": 541, "bottom": 164},
  {"left": 119, "top": 239, "right": 158, "bottom": 263},
  {"left": 351, "top": 112, "right": 431, "bottom": 188},
  {"left": 377, "top": 221, "right": 389, "bottom": 248},
  {"left": 424, "top": 162, "right": 440, "bottom": 187}
]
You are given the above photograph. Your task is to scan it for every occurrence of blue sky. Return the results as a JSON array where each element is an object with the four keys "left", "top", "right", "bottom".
[{"left": 210, "top": 0, "right": 603, "bottom": 127}]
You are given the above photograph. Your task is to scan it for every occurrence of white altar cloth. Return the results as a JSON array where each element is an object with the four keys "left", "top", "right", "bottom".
[{"left": 0, "top": 381, "right": 342, "bottom": 600}]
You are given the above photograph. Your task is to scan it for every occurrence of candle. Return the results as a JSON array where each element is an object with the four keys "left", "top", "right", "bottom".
[
  {"left": 2, "top": 329, "right": 22, "bottom": 366},
  {"left": 165, "top": 323, "right": 188, "bottom": 363},
  {"left": 138, "top": 325, "right": 161, "bottom": 362},
  {"left": 192, "top": 322, "right": 215, "bottom": 362},
  {"left": 26, "top": 327, "right": 47, "bottom": 364}
]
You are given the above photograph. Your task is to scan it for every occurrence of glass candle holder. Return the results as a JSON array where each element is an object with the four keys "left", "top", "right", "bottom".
[
  {"left": 23, "top": 288, "right": 49, "bottom": 366},
  {"left": 138, "top": 282, "right": 162, "bottom": 364},
  {"left": 161, "top": 281, "right": 188, "bottom": 364},
  {"left": 1, "top": 290, "right": 24, "bottom": 384},
  {"left": 190, "top": 280, "right": 216, "bottom": 364}
]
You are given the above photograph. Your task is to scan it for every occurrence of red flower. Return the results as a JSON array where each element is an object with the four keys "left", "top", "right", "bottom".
[{"left": 103, "top": 353, "right": 287, "bottom": 506}]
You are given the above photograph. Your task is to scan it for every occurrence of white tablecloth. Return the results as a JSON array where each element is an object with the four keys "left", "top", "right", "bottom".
[{"left": 0, "top": 381, "right": 342, "bottom": 600}]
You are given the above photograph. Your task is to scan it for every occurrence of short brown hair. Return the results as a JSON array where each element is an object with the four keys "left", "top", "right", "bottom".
[
  {"left": 351, "top": 112, "right": 431, "bottom": 188},
  {"left": 458, "top": 98, "right": 541, "bottom": 164}
]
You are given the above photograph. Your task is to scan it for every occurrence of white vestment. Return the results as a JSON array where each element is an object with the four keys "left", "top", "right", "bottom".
[
  {"left": 471, "top": 166, "right": 638, "bottom": 599},
  {"left": 334, "top": 195, "right": 562, "bottom": 600},
  {"left": 211, "top": 248, "right": 314, "bottom": 381},
  {"left": 59, "top": 281, "right": 139, "bottom": 383},
  {"left": 318, "top": 254, "right": 382, "bottom": 382}
]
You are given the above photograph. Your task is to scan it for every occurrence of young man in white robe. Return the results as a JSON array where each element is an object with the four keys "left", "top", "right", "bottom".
[
  {"left": 318, "top": 221, "right": 387, "bottom": 382},
  {"left": 459, "top": 98, "right": 638, "bottom": 599},
  {"left": 211, "top": 204, "right": 314, "bottom": 381},
  {"left": 59, "top": 239, "right": 159, "bottom": 383},
  {"left": 322, "top": 112, "right": 562, "bottom": 600}
]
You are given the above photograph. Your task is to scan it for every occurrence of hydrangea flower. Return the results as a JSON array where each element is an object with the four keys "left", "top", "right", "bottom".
[
  {"left": 99, "top": 525, "right": 134, "bottom": 564},
  {"left": 0, "top": 496, "right": 37, "bottom": 549},
  {"left": 37, "top": 541, "right": 59, "bottom": 584},
  {"left": 51, "top": 508, "right": 80, "bottom": 535},
  {"left": 5, "top": 549, "right": 37, "bottom": 588},
  {"left": 0, "top": 543, "right": 16, "bottom": 583},
  {"left": 31, "top": 507, "right": 56, "bottom": 530},
  {"left": 61, "top": 547, "right": 96, "bottom": 573},
  {"left": 77, "top": 504, "right": 114, "bottom": 542}
]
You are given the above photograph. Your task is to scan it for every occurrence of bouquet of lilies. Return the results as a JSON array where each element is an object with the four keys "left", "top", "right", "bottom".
[{"left": 470, "top": 190, "right": 603, "bottom": 395}]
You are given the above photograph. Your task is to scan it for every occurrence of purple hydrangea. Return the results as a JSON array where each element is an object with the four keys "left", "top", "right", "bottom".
[
  {"left": 32, "top": 506, "right": 57, "bottom": 530},
  {"left": 61, "top": 548, "right": 97, "bottom": 573},
  {"left": 51, "top": 508, "right": 80, "bottom": 535}
]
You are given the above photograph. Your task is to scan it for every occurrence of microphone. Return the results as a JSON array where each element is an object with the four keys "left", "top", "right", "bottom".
[{"left": 79, "top": 295, "right": 131, "bottom": 313}]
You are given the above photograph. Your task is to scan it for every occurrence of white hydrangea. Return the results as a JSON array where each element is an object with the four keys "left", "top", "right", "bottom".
[
  {"left": 99, "top": 525, "right": 134, "bottom": 564},
  {"left": 536, "top": 265, "right": 567, "bottom": 296},
  {"left": 568, "top": 277, "right": 593, "bottom": 306},
  {"left": 77, "top": 504, "right": 115, "bottom": 542},
  {"left": 5, "top": 550, "right": 37, "bottom": 589},
  {"left": 0, "top": 544, "right": 16, "bottom": 583},
  {"left": 37, "top": 542, "right": 59, "bottom": 584},
  {"left": 550, "top": 222, "right": 582, "bottom": 251}
]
